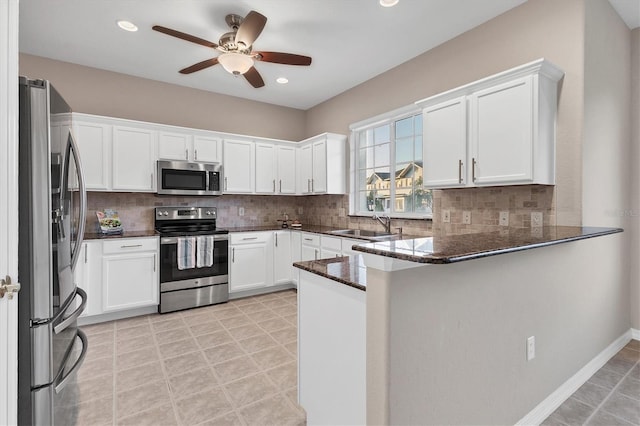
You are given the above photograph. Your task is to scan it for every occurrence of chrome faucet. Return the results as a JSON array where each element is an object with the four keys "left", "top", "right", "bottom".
[{"left": 373, "top": 213, "right": 391, "bottom": 234}]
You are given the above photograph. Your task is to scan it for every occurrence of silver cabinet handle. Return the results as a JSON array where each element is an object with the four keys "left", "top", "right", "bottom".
[
  {"left": 273, "top": 179, "right": 276, "bottom": 193},
  {"left": 311, "top": 179, "right": 314, "bottom": 192},
  {"left": 224, "top": 177, "right": 228, "bottom": 191},
  {"left": 194, "top": 149, "right": 198, "bottom": 161},
  {"left": 242, "top": 237, "right": 258, "bottom": 241},
  {"left": 153, "top": 253, "right": 156, "bottom": 272},
  {"left": 121, "top": 244, "right": 143, "bottom": 249},
  {"left": 304, "top": 238, "right": 313, "bottom": 241},
  {"left": 275, "top": 233, "right": 278, "bottom": 247},
  {"left": 151, "top": 173, "right": 154, "bottom": 188},
  {"left": 232, "top": 247, "right": 235, "bottom": 262},
  {"left": 314, "top": 249, "right": 318, "bottom": 260},
  {"left": 279, "top": 180, "right": 282, "bottom": 193},
  {"left": 458, "top": 159, "right": 463, "bottom": 184},
  {"left": 185, "top": 149, "right": 188, "bottom": 160},
  {"left": 307, "top": 179, "right": 311, "bottom": 193},
  {"left": 472, "top": 158, "right": 477, "bottom": 182},
  {"left": 84, "top": 244, "right": 87, "bottom": 263}
]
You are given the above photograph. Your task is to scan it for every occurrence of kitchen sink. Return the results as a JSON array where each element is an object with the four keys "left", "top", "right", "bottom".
[{"left": 329, "top": 229, "right": 394, "bottom": 239}]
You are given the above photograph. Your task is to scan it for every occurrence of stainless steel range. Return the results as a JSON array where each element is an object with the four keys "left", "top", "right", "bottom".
[{"left": 155, "top": 206, "right": 229, "bottom": 313}]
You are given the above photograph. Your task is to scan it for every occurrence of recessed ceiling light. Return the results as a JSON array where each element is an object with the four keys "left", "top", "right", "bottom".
[
  {"left": 379, "top": 0, "right": 399, "bottom": 7},
  {"left": 276, "top": 77, "right": 289, "bottom": 84},
  {"left": 117, "top": 20, "right": 138, "bottom": 32}
]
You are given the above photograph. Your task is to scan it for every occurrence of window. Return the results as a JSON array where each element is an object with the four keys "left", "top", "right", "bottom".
[{"left": 351, "top": 108, "right": 432, "bottom": 218}]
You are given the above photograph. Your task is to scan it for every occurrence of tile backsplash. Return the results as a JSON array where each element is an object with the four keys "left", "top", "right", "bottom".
[{"left": 85, "top": 184, "right": 554, "bottom": 237}]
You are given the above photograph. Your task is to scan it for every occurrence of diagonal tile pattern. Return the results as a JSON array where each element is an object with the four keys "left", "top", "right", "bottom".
[
  {"left": 74, "top": 290, "right": 304, "bottom": 426},
  {"left": 543, "top": 340, "right": 640, "bottom": 426}
]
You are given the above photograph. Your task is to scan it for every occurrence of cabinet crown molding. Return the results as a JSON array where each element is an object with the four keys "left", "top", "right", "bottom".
[{"left": 415, "top": 58, "right": 564, "bottom": 108}]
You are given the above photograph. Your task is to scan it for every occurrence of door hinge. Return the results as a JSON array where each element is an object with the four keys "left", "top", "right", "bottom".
[{"left": 0, "top": 276, "right": 21, "bottom": 300}]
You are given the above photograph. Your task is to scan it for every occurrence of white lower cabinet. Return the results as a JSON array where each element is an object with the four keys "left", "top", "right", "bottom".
[
  {"left": 341, "top": 238, "right": 363, "bottom": 257},
  {"left": 229, "top": 232, "right": 274, "bottom": 293},
  {"left": 101, "top": 238, "right": 159, "bottom": 312},
  {"left": 75, "top": 240, "right": 103, "bottom": 317},
  {"left": 320, "top": 235, "right": 342, "bottom": 259},
  {"left": 300, "top": 233, "right": 320, "bottom": 261},
  {"left": 274, "top": 230, "right": 292, "bottom": 285}
]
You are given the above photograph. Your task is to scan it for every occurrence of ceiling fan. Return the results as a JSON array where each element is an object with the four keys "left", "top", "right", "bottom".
[{"left": 152, "top": 10, "right": 312, "bottom": 88}]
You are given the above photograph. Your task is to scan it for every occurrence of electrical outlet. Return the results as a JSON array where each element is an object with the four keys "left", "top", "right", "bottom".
[
  {"left": 527, "top": 336, "right": 536, "bottom": 361},
  {"left": 499, "top": 211, "right": 509, "bottom": 226},
  {"left": 531, "top": 212, "right": 543, "bottom": 228},
  {"left": 238, "top": 207, "right": 245, "bottom": 216},
  {"left": 462, "top": 211, "right": 471, "bottom": 225},
  {"left": 442, "top": 210, "right": 451, "bottom": 223}
]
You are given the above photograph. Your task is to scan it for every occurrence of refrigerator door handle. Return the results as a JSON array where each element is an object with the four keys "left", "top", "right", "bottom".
[
  {"left": 66, "top": 130, "right": 87, "bottom": 272},
  {"left": 53, "top": 287, "right": 86, "bottom": 334},
  {"left": 54, "top": 329, "right": 88, "bottom": 393}
]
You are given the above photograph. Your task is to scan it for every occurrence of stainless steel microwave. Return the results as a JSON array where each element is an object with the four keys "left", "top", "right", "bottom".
[{"left": 157, "top": 160, "right": 222, "bottom": 196}]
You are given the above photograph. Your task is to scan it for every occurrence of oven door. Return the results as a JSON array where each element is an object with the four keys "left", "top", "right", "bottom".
[{"left": 159, "top": 235, "right": 228, "bottom": 289}]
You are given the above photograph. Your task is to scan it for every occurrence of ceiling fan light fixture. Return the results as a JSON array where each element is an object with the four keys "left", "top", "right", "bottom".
[
  {"left": 218, "top": 52, "right": 254, "bottom": 75},
  {"left": 117, "top": 20, "right": 138, "bottom": 32},
  {"left": 276, "top": 77, "right": 289, "bottom": 84},
  {"left": 379, "top": 0, "right": 399, "bottom": 7}
]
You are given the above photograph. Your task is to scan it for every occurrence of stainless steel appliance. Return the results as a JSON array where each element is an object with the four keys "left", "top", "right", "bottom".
[
  {"left": 157, "top": 160, "right": 222, "bottom": 196},
  {"left": 18, "top": 78, "right": 88, "bottom": 425},
  {"left": 156, "top": 206, "right": 229, "bottom": 313}
]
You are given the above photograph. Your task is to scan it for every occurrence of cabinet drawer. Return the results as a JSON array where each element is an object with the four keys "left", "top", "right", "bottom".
[
  {"left": 300, "top": 233, "right": 320, "bottom": 247},
  {"left": 102, "top": 237, "right": 158, "bottom": 254},
  {"left": 230, "top": 231, "right": 272, "bottom": 245},
  {"left": 320, "top": 235, "right": 342, "bottom": 251}
]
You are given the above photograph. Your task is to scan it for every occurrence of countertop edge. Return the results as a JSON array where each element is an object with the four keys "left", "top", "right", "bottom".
[{"left": 293, "top": 257, "right": 367, "bottom": 292}]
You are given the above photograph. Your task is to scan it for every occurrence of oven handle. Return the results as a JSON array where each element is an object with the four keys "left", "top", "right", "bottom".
[{"left": 161, "top": 235, "right": 229, "bottom": 245}]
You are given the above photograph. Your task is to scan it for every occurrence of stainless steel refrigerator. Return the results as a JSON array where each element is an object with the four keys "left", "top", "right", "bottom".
[{"left": 18, "top": 77, "right": 88, "bottom": 425}]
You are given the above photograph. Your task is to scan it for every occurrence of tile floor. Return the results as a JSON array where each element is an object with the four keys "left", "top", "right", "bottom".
[
  {"left": 543, "top": 340, "right": 640, "bottom": 426},
  {"left": 71, "top": 290, "right": 305, "bottom": 426}
]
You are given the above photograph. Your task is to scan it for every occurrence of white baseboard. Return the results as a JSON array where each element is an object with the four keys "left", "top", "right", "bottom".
[
  {"left": 632, "top": 328, "right": 640, "bottom": 341},
  {"left": 516, "top": 329, "right": 632, "bottom": 426}
]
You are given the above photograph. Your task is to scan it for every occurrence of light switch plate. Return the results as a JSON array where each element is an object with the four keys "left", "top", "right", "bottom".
[
  {"left": 499, "top": 211, "right": 509, "bottom": 226},
  {"left": 531, "top": 212, "right": 543, "bottom": 227},
  {"left": 238, "top": 207, "right": 245, "bottom": 216},
  {"left": 462, "top": 211, "right": 471, "bottom": 225},
  {"left": 442, "top": 210, "right": 451, "bottom": 223}
]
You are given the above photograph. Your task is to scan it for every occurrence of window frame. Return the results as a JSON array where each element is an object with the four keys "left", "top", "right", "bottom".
[{"left": 349, "top": 104, "right": 432, "bottom": 220}]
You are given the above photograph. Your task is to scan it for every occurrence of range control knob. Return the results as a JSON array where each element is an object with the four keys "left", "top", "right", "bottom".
[{"left": 206, "top": 211, "right": 211, "bottom": 215}]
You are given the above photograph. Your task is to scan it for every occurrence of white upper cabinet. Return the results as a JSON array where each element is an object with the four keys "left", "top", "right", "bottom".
[
  {"left": 192, "top": 133, "right": 222, "bottom": 163},
  {"left": 72, "top": 118, "right": 111, "bottom": 190},
  {"left": 422, "top": 96, "right": 467, "bottom": 188},
  {"left": 255, "top": 143, "right": 276, "bottom": 194},
  {"left": 158, "top": 130, "right": 222, "bottom": 163},
  {"left": 223, "top": 138, "right": 255, "bottom": 193},
  {"left": 276, "top": 145, "right": 296, "bottom": 194},
  {"left": 157, "top": 131, "right": 191, "bottom": 161},
  {"left": 416, "top": 59, "right": 563, "bottom": 189},
  {"left": 112, "top": 125, "right": 157, "bottom": 191},
  {"left": 297, "top": 133, "right": 347, "bottom": 195}
]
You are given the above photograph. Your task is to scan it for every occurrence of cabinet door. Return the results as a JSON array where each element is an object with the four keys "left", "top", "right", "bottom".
[
  {"left": 274, "top": 231, "right": 292, "bottom": 285},
  {"left": 112, "top": 126, "right": 156, "bottom": 191},
  {"left": 277, "top": 146, "right": 296, "bottom": 194},
  {"left": 298, "top": 144, "right": 313, "bottom": 194},
  {"left": 341, "top": 238, "right": 363, "bottom": 257},
  {"left": 102, "top": 251, "right": 158, "bottom": 312},
  {"left": 223, "top": 139, "right": 254, "bottom": 193},
  {"left": 193, "top": 134, "right": 222, "bottom": 163},
  {"left": 255, "top": 143, "right": 276, "bottom": 194},
  {"left": 74, "top": 240, "right": 103, "bottom": 317},
  {"left": 470, "top": 76, "right": 533, "bottom": 185},
  {"left": 301, "top": 245, "right": 319, "bottom": 261},
  {"left": 73, "top": 120, "right": 111, "bottom": 190},
  {"left": 422, "top": 96, "right": 467, "bottom": 188},
  {"left": 158, "top": 131, "right": 190, "bottom": 161},
  {"left": 229, "top": 242, "right": 271, "bottom": 293},
  {"left": 311, "top": 140, "right": 327, "bottom": 193}
]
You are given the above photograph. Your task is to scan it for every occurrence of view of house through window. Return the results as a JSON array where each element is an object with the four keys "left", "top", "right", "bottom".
[{"left": 354, "top": 113, "right": 432, "bottom": 217}]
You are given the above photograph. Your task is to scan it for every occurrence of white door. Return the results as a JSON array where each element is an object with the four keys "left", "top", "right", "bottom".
[
  {"left": 274, "top": 231, "right": 292, "bottom": 285},
  {"left": 73, "top": 120, "right": 111, "bottom": 190},
  {"left": 223, "top": 139, "right": 254, "bottom": 193},
  {"left": 193, "top": 134, "right": 222, "bottom": 162},
  {"left": 470, "top": 76, "right": 533, "bottom": 185},
  {"left": 422, "top": 96, "right": 468, "bottom": 188},
  {"left": 102, "top": 252, "right": 158, "bottom": 312},
  {"left": 158, "top": 131, "right": 190, "bottom": 161},
  {"left": 229, "top": 243, "right": 270, "bottom": 292},
  {"left": 312, "top": 140, "right": 327, "bottom": 193},
  {"left": 112, "top": 125, "right": 157, "bottom": 191},
  {"left": 298, "top": 144, "right": 313, "bottom": 194},
  {"left": 277, "top": 145, "right": 296, "bottom": 194},
  {"left": 0, "top": 1, "right": 19, "bottom": 423},
  {"left": 255, "top": 143, "right": 276, "bottom": 194}
]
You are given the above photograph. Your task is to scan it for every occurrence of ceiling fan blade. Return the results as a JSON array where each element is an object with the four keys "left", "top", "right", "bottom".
[
  {"left": 254, "top": 51, "right": 312, "bottom": 66},
  {"left": 235, "top": 11, "right": 267, "bottom": 49},
  {"left": 152, "top": 25, "right": 218, "bottom": 49},
  {"left": 244, "top": 66, "right": 265, "bottom": 88},
  {"left": 179, "top": 58, "right": 219, "bottom": 74}
]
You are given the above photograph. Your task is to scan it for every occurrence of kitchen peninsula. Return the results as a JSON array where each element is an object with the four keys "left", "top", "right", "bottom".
[{"left": 294, "top": 226, "right": 626, "bottom": 425}]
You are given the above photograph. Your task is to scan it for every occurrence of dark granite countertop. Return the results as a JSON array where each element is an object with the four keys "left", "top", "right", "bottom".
[
  {"left": 227, "top": 224, "right": 422, "bottom": 242},
  {"left": 353, "top": 226, "right": 623, "bottom": 264},
  {"left": 293, "top": 255, "right": 367, "bottom": 291},
  {"left": 84, "top": 230, "right": 158, "bottom": 240}
]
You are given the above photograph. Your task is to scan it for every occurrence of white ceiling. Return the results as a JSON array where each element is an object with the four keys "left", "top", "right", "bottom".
[
  {"left": 19, "top": 0, "right": 535, "bottom": 109},
  {"left": 18, "top": 0, "right": 640, "bottom": 110}
]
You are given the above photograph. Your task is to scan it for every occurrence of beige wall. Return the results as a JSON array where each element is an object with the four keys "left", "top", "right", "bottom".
[
  {"left": 631, "top": 28, "right": 640, "bottom": 330},
  {"left": 306, "top": 0, "right": 586, "bottom": 226},
  {"left": 19, "top": 54, "right": 306, "bottom": 141}
]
